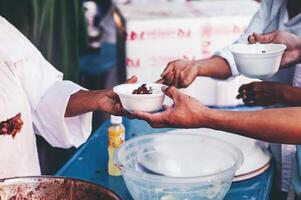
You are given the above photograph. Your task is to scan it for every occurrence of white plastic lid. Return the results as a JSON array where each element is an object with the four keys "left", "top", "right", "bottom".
[{"left": 110, "top": 115, "right": 122, "bottom": 124}]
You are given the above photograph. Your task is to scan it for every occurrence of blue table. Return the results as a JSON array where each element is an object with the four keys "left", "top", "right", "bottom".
[{"left": 57, "top": 115, "right": 272, "bottom": 200}]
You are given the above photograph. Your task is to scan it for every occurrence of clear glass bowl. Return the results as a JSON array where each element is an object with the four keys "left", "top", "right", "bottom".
[{"left": 115, "top": 133, "right": 243, "bottom": 200}]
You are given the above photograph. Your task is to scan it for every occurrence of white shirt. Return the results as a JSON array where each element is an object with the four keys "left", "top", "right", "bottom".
[
  {"left": 215, "top": 0, "right": 301, "bottom": 193},
  {"left": 0, "top": 16, "right": 92, "bottom": 178}
]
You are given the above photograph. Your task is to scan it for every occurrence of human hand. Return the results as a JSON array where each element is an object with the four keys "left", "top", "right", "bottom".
[
  {"left": 157, "top": 59, "right": 199, "bottom": 88},
  {"left": 132, "top": 86, "right": 212, "bottom": 128},
  {"left": 98, "top": 76, "right": 137, "bottom": 117},
  {"left": 236, "top": 81, "right": 288, "bottom": 106},
  {"left": 248, "top": 31, "right": 301, "bottom": 67}
]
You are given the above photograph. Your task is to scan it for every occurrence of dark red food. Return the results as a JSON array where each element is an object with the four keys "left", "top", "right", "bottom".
[
  {"left": 0, "top": 113, "right": 23, "bottom": 138},
  {"left": 132, "top": 84, "right": 153, "bottom": 94}
]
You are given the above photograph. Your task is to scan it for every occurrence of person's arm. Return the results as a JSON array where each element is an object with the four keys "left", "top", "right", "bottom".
[
  {"left": 208, "top": 107, "right": 301, "bottom": 144},
  {"left": 133, "top": 86, "right": 301, "bottom": 144},
  {"left": 65, "top": 76, "right": 137, "bottom": 117},
  {"left": 236, "top": 81, "right": 301, "bottom": 106},
  {"left": 158, "top": 56, "right": 232, "bottom": 87},
  {"left": 159, "top": 0, "right": 268, "bottom": 87}
]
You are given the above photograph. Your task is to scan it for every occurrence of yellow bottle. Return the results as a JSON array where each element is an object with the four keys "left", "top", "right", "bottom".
[{"left": 108, "top": 115, "right": 125, "bottom": 176}]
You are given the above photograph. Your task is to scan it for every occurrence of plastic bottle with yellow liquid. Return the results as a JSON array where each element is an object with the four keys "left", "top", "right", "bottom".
[{"left": 108, "top": 115, "right": 125, "bottom": 176}]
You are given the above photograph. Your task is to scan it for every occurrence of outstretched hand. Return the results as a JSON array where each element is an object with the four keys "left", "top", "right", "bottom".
[{"left": 132, "top": 86, "right": 212, "bottom": 128}]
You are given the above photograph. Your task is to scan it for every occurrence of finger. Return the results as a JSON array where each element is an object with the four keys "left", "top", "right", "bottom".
[
  {"left": 162, "top": 104, "right": 171, "bottom": 111},
  {"left": 149, "top": 122, "right": 168, "bottom": 128},
  {"left": 248, "top": 34, "right": 256, "bottom": 44},
  {"left": 156, "top": 78, "right": 165, "bottom": 84},
  {"left": 162, "top": 86, "right": 181, "bottom": 102},
  {"left": 161, "top": 62, "right": 175, "bottom": 77},
  {"left": 125, "top": 75, "right": 138, "bottom": 84},
  {"left": 253, "top": 31, "right": 278, "bottom": 44},
  {"left": 180, "top": 66, "right": 194, "bottom": 88},
  {"left": 236, "top": 93, "right": 243, "bottom": 99},
  {"left": 242, "top": 98, "right": 257, "bottom": 106},
  {"left": 238, "top": 83, "right": 251, "bottom": 94},
  {"left": 164, "top": 71, "right": 175, "bottom": 86},
  {"left": 123, "top": 109, "right": 135, "bottom": 119},
  {"left": 132, "top": 111, "right": 166, "bottom": 125},
  {"left": 173, "top": 69, "right": 180, "bottom": 87}
]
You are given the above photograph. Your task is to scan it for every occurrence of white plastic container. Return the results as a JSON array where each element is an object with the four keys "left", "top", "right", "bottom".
[
  {"left": 230, "top": 43, "right": 287, "bottom": 78},
  {"left": 114, "top": 133, "right": 243, "bottom": 200},
  {"left": 113, "top": 83, "right": 165, "bottom": 112}
]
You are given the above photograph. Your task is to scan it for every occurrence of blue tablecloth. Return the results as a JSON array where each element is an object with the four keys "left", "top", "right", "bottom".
[{"left": 57, "top": 115, "right": 272, "bottom": 200}]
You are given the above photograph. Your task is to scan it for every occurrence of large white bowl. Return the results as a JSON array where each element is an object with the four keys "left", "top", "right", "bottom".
[
  {"left": 114, "top": 133, "right": 243, "bottom": 200},
  {"left": 229, "top": 43, "right": 286, "bottom": 78},
  {"left": 113, "top": 83, "right": 165, "bottom": 112}
]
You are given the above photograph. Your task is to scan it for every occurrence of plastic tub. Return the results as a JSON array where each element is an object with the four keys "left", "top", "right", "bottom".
[{"left": 115, "top": 133, "right": 243, "bottom": 200}]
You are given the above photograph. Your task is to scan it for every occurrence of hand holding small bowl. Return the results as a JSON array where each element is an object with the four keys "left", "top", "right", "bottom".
[{"left": 113, "top": 82, "right": 165, "bottom": 113}]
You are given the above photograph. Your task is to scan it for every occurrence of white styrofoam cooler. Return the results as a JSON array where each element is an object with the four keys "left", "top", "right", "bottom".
[{"left": 115, "top": 0, "right": 259, "bottom": 107}]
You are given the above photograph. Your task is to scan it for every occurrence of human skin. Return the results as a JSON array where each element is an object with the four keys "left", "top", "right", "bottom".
[
  {"left": 133, "top": 86, "right": 301, "bottom": 144},
  {"left": 158, "top": 30, "right": 301, "bottom": 88},
  {"left": 64, "top": 76, "right": 137, "bottom": 117}
]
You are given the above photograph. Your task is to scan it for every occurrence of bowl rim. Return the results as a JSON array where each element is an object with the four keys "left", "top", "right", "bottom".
[
  {"left": 229, "top": 43, "right": 287, "bottom": 55},
  {"left": 114, "top": 132, "right": 244, "bottom": 184},
  {"left": 113, "top": 83, "right": 165, "bottom": 98},
  {"left": 0, "top": 175, "right": 122, "bottom": 200}
]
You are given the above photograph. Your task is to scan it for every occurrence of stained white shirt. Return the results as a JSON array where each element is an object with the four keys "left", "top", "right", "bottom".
[
  {"left": 215, "top": 0, "right": 301, "bottom": 194},
  {"left": 0, "top": 16, "right": 92, "bottom": 178}
]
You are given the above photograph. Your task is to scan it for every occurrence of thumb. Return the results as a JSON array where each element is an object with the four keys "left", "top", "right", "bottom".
[
  {"left": 162, "top": 86, "right": 181, "bottom": 102},
  {"left": 253, "top": 31, "right": 277, "bottom": 44},
  {"left": 156, "top": 78, "right": 165, "bottom": 84},
  {"left": 125, "top": 75, "right": 138, "bottom": 84}
]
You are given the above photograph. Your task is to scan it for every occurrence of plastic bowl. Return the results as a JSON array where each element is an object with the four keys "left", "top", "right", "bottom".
[
  {"left": 113, "top": 83, "right": 165, "bottom": 113},
  {"left": 229, "top": 43, "right": 286, "bottom": 78},
  {"left": 114, "top": 133, "right": 243, "bottom": 200}
]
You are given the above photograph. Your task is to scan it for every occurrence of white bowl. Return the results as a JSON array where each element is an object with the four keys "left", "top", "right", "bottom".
[
  {"left": 229, "top": 43, "right": 286, "bottom": 78},
  {"left": 113, "top": 83, "right": 165, "bottom": 112}
]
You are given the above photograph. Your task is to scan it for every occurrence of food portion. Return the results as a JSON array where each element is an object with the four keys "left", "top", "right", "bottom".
[
  {"left": 132, "top": 84, "right": 153, "bottom": 94},
  {"left": 0, "top": 113, "right": 23, "bottom": 138}
]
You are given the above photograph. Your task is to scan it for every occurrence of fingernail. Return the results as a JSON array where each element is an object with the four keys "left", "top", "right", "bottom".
[{"left": 161, "top": 86, "right": 168, "bottom": 92}]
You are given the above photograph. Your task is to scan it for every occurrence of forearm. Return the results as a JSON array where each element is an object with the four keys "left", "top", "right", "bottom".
[
  {"left": 65, "top": 90, "right": 102, "bottom": 117},
  {"left": 207, "top": 107, "right": 301, "bottom": 144},
  {"left": 194, "top": 56, "right": 232, "bottom": 79}
]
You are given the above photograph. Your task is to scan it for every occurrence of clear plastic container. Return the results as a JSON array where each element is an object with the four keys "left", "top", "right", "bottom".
[{"left": 114, "top": 133, "right": 243, "bottom": 200}]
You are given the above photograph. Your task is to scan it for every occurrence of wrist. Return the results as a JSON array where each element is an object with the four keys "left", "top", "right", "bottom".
[
  {"left": 95, "top": 90, "right": 109, "bottom": 111},
  {"left": 195, "top": 56, "right": 232, "bottom": 78},
  {"left": 200, "top": 107, "right": 218, "bottom": 129}
]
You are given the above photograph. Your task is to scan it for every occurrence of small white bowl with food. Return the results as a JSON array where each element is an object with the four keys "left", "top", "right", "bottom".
[
  {"left": 113, "top": 83, "right": 165, "bottom": 113},
  {"left": 229, "top": 43, "right": 286, "bottom": 78}
]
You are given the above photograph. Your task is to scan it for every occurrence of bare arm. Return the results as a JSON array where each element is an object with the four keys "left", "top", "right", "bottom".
[
  {"left": 208, "top": 107, "right": 301, "bottom": 144},
  {"left": 133, "top": 86, "right": 301, "bottom": 145},
  {"left": 196, "top": 56, "right": 232, "bottom": 79},
  {"left": 65, "top": 76, "right": 137, "bottom": 117}
]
